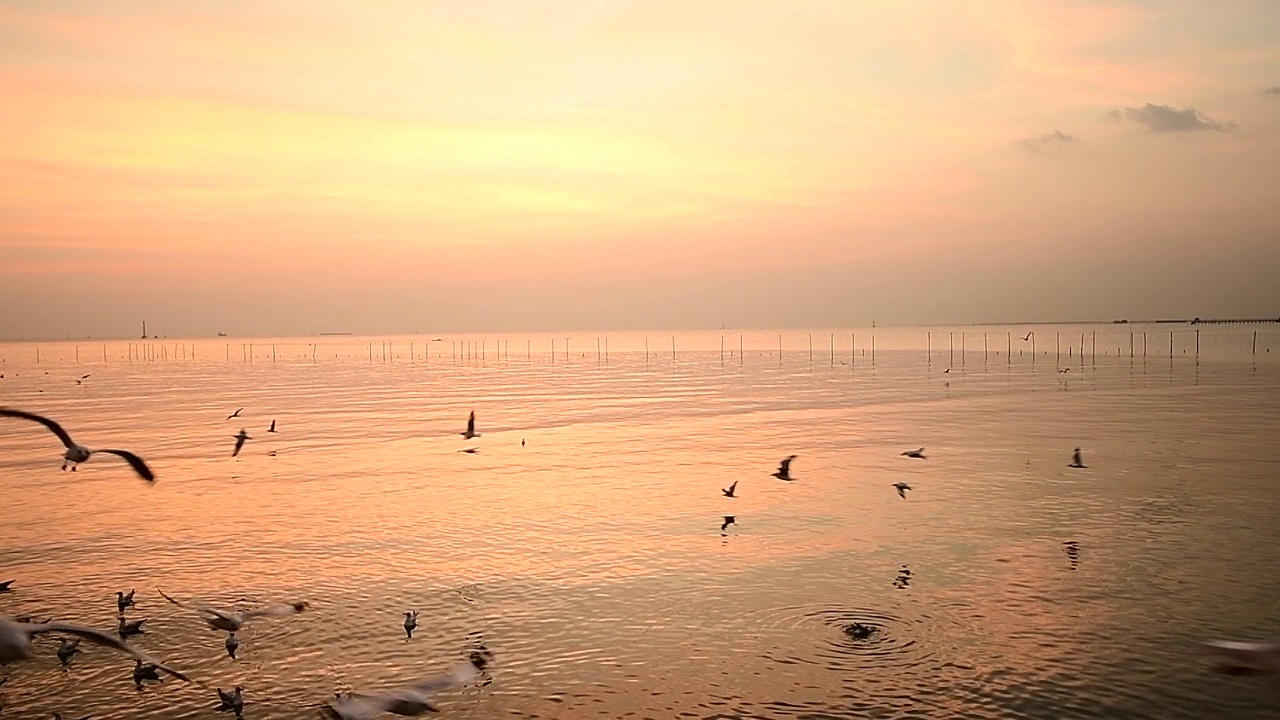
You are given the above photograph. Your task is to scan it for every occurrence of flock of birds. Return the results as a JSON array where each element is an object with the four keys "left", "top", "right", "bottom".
[
  {"left": 0, "top": 406, "right": 494, "bottom": 719},
  {"left": 3, "top": 385, "right": 1279, "bottom": 718}
]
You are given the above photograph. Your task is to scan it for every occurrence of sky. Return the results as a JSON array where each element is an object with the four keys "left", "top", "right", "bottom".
[{"left": 1, "top": 0, "right": 1279, "bottom": 339}]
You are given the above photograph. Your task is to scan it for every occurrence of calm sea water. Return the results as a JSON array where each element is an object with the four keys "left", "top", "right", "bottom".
[{"left": 2, "top": 324, "right": 1279, "bottom": 719}]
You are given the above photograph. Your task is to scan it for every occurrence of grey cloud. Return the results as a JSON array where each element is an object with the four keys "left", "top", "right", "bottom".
[
  {"left": 1119, "top": 103, "right": 1234, "bottom": 133},
  {"left": 1021, "top": 130, "right": 1079, "bottom": 151}
]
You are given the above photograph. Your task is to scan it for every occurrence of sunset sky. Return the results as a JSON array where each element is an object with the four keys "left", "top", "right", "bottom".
[{"left": 2, "top": 0, "right": 1278, "bottom": 338}]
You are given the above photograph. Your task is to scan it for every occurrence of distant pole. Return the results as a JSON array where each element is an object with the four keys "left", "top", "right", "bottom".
[
  {"left": 104, "top": 344, "right": 107, "bottom": 362},
  {"left": 1170, "top": 331, "right": 1174, "bottom": 356},
  {"left": 645, "top": 337, "right": 648, "bottom": 363},
  {"left": 75, "top": 344, "right": 79, "bottom": 363},
  {"left": 830, "top": 333, "right": 834, "bottom": 366},
  {"left": 527, "top": 339, "right": 531, "bottom": 359},
  {"left": 983, "top": 332, "right": 988, "bottom": 361},
  {"left": 670, "top": 336, "right": 675, "bottom": 361},
  {"left": 740, "top": 334, "right": 744, "bottom": 365},
  {"left": 410, "top": 341, "right": 414, "bottom": 361},
  {"left": 1254, "top": 331, "right": 1258, "bottom": 355},
  {"left": 1007, "top": 333, "right": 1011, "bottom": 363},
  {"left": 1056, "top": 332, "right": 1060, "bottom": 362},
  {"left": 226, "top": 343, "right": 229, "bottom": 361},
  {"left": 249, "top": 343, "right": 253, "bottom": 363},
  {"left": 272, "top": 344, "right": 276, "bottom": 362},
  {"left": 551, "top": 338, "right": 555, "bottom": 364},
  {"left": 369, "top": 343, "right": 373, "bottom": 362},
  {"left": 871, "top": 334, "right": 875, "bottom": 364},
  {"left": 779, "top": 334, "right": 782, "bottom": 362},
  {"left": 949, "top": 332, "right": 953, "bottom": 365},
  {"left": 851, "top": 333, "right": 855, "bottom": 365},
  {"left": 1143, "top": 332, "right": 1147, "bottom": 357},
  {"left": 35, "top": 347, "right": 40, "bottom": 364},
  {"left": 927, "top": 332, "right": 931, "bottom": 359},
  {"left": 1092, "top": 332, "right": 1096, "bottom": 362},
  {"left": 605, "top": 337, "right": 608, "bottom": 363},
  {"left": 808, "top": 334, "right": 812, "bottom": 363},
  {"left": 720, "top": 335, "right": 724, "bottom": 365},
  {"left": 1129, "top": 332, "right": 1134, "bottom": 358},
  {"left": 1196, "top": 329, "right": 1200, "bottom": 357},
  {"left": 1032, "top": 333, "right": 1037, "bottom": 360},
  {"left": 599, "top": 337, "right": 602, "bottom": 364},
  {"left": 961, "top": 333, "right": 965, "bottom": 365}
]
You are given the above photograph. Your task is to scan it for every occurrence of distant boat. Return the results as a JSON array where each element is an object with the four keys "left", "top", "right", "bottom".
[{"left": 217, "top": 332, "right": 227, "bottom": 337}]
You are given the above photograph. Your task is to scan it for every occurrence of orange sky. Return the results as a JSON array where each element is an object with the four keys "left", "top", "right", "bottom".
[{"left": 2, "top": 1, "right": 1278, "bottom": 338}]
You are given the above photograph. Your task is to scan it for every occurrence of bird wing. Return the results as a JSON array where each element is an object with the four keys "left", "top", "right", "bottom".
[
  {"left": 156, "top": 589, "right": 237, "bottom": 623},
  {"left": 466, "top": 412, "right": 475, "bottom": 435},
  {"left": 409, "top": 660, "right": 481, "bottom": 694},
  {"left": 329, "top": 694, "right": 392, "bottom": 720},
  {"left": 779, "top": 455, "right": 795, "bottom": 473},
  {"left": 95, "top": 450, "right": 156, "bottom": 482},
  {"left": 727, "top": 481, "right": 737, "bottom": 492},
  {"left": 27, "top": 621, "right": 190, "bottom": 681},
  {"left": 0, "top": 408, "right": 76, "bottom": 449},
  {"left": 242, "top": 603, "right": 307, "bottom": 620},
  {"left": 233, "top": 437, "right": 246, "bottom": 456}
]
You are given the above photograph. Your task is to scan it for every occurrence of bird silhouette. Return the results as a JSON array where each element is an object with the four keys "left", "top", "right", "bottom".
[
  {"left": 772, "top": 455, "right": 797, "bottom": 481},
  {"left": 722, "top": 481, "right": 738, "bottom": 498}
]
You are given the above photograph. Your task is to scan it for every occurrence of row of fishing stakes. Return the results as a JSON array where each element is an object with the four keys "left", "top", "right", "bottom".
[{"left": 14, "top": 329, "right": 1269, "bottom": 367}]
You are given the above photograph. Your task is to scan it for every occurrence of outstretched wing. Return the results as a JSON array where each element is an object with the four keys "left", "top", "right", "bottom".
[
  {"left": 779, "top": 455, "right": 796, "bottom": 474},
  {"left": 28, "top": 621, "right": 190, "bottom": 681},
  {"left": 157, "top": 588, "right": 237, "bottom": 623},
  {"left": 329, "top": 694, "right": 391, "bottom": 720},
  {"left": 0, "top": 408, "right": 75, "bottom": 449},
  {"left": 410, "top": 660, "right": 481, "bottom": 694},
  {"left": 96, "top": 449, "right": 156, "bottom": 482},
  {"left": 466, "top": 412, "right": 476, "bottom": 435}
]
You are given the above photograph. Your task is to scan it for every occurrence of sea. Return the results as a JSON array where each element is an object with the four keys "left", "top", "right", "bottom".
[{"left": 2, "top": 323, "right": 1279, "bottom": 719}]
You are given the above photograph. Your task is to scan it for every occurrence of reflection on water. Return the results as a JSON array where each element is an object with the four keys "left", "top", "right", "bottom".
[{"left": 1, "top": 325, "right": 1279, "bottom": 718}]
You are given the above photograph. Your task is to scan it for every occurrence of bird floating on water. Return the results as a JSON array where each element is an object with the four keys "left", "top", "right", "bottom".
[
  {"left": 901, "top": 448, "right": 926, "bottom": 459},
  {"left": 157, "top": 589, "right": 310, "bottom": 632},
  {"left": 772, "top": 455, "right": 797, "bottom": 481},
  {"left": 722, "top": 481, "right": 738, "bottom": 498},
  {"left": 232, "top": 429, "right": 250, "bottom": 457},
  {"left": 225, "top": 631, "right": 238, "bottom": 659},
  {"left": 117, "top": 616, "right": 146, "bottom": 637},
  {"left": 893, "top": 481, "right": 912, "bottom": 499},
  {"left": 0, "top": 408, "right": 156, "bottom": 482},
  {"left": 461, "top": 411, "right": 480, "bottom": 440},
  {"left": 56, "top": 637, "right": 82, "bottom": 666},
  {"left": 404, "top": 611, "right": 418, "bottom": 639},
  {"left": 0, "top": 614, "right": 189, "bottom": 680},
  {"left": 844, "top": 622, "right": 877, "bottom": 640},
  {"left": 133, "top": 658, "right": 162, "bottom": 687},
  {"left": 328, "top": 647, "right": 493, "bottom": 720},
  {"left": 226, "top": 408, "right": 243, "bottom": 421},
  {"left": 117, "top": 589, "right": 136, "bottom": 613},
  {"left": 1069, "top": 447, "right": 1087, "bottom": 468},
  {"left": 217, "top": 685, "right": 244, "bottom": 715}
]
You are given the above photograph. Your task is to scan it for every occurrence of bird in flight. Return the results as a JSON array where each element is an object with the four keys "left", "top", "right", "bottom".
[
  {"left": 893, "top": 482, "right": 912, "bottom": 499},
  {"left": 1069, "top": 447, "right": 1087, "bottom": 469},
  {"left": 772, "top": 455, "right": 797, "bottom": 481},
  {"left": 722, "top": 481, "right": 738, "bottom": 498},
  {"left": 232, "top": 429, "right": 250, "bottom": 457},
  {"left": 76, "top": 374, "right": 91, "bottom": 385},
  {"left": 157, "top": 589, "right": 309, "bottom": 632},
  {"left": 268, "top": 419, "right": 276, "bottom": 433},
  {"left": 0, "top": 614, "right": 189, "bottom": 681},
  {"left": 901, "top": 448, "right": 926, "bottom": 459},
  {"left": 1021, "top": 332, "right": 1033, "bottom": 341},
  {"left": 1059, "top": 368, "right": 1069, "bottom": 374},
  {"left": 328, "top": 647, "right": 493, "bottom": 719},
  {"left": 0, "top": 407, "right": 156, "bottom": 482},
  {"left": 226, "top": 408, "right": 244, "bottom": 421},
  {"left": 461, "top": 411, "right": 480, "bottom": 440}
]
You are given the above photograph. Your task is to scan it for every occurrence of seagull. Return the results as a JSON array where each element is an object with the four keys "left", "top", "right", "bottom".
[
  {"left": 76, "top": 374, "right": 91, "bottom": 385},
  {"left": 232, "top": 429, "right": 250, "bottom": 457},
  {"left": 0, "top": 615, "right": 189, "bottom": 680},
  {"left": 217, "top": 686, "right": 244, "bottom": 715},
  {"left": 1021, "top": 332, "right": 1033, "bottom": 341},
  {"left": 225, "top": 632, "right": 238, "bottom": 659},
  {"left": 943, "top": 368, "right": 951, "bottom": 374},
  {"left": 328, "top": 647, "right": 494, "bottom": 720},
  {"left": 1059, "top": 367, "right": 1069, "bottom": 374},
  {"left": 268, "top": 419, "right": 276, "bottom": 433},
  {"left": 226, "top": 408, "right": 244, "bottom": 421},
  {"left": 722, "top": 481, "right": 738, "bottom": 498},
  {"left": 458, "top": 448, "right": 479, "bottom": 454},
  {"left": 1199, "top": 640, "right": 1280, "bottom": 675},
  {"left": 133, "top": 658, "right": 162, "bottom": 687},
  {"left": 157, "top": 589, "right": 310, "bottom": 632},
  {"left": 404, "top": 611, "right": 418, "bottom": 639},
  {"left": 521, "top": 438, "right": 525, "bottom": 447},
  {"left": 1069, "top": 447, "right": 1087, "bottom": 469},
  {"left": 772, "top": 455, "right": 797, "bottom": 481},
  {"left": 0, "top": 579, "right": 12, "bottom": 592},
  {"left": 116, "top": 590, "right": 136, "bottom": 613},
  {"left": 461, "top": 411, "right": 479, "bottom": 440},
  {"left": 901, "top": 448, "right": 926, "bottom": 459},
  {"left": 117, "top": 617, "right": 146, "bottom": 637},
  {"left": 56, "top": 637, "right": 82, "bottom": 666},
  {"left": 721, "top": 515, "right": 735, "bottom": 532},
  {"left": 893, "top": 481, "right": 912, "bottom": 499},
  {"left": 0, "top": 408, "right": 156, "bottom": 482}
]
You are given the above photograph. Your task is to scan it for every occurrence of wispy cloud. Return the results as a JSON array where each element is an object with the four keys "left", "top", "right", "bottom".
[
  {"left": 1116, "top": 103, "right": 1234, "bottom": 133},
  {"left": 1020, "top": 130, "right": 1079, "bottom": 151}
]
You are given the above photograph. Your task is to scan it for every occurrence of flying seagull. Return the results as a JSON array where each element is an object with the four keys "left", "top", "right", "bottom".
[
  {"left": 1199, "top": 640, "right": 1280, "bottom": 675},
  {"left": 268, "top": 419, "right": 276, "bottom": 433},
  {"left": 328, "top": 648, "right": 494, "bottom": 720},
  {"left": 458, "top": 448, "right": 479, "bottom": 454},
  {"left": 1021, "top": 332, "right": 1033, "bottom": 341},
  {"left": 226, "top": 408, "right": 244, "bottom": 421},
  {"left": 0, "top": 579, "right": 12, "bottom": 592},
  {"left": 722, "top": 481, "right": 738, "bottom": 498},
  {"left": 0, "top": 615, "right": 189, "bottom": 681},
  {"left": 1069, "top": 448, "right": 1087, "bottom": 469},
  {"left": 232, "top": 429, "right": 250, "bottom": 457},
  {"left": 901, "top": 448, "right": 926, "bottom": 459},
  {"left": 772, "top": 455, "right": 797, "bottom": 481},
  {"left": 943, "top": 368, "right": 951, "bottom": 374},
  {"left": 76, "top": 374, "right": 91, "bottom": 385},
  {"left": 461, "top": 411, "right": 479, "bottom": 440},
  {"left": 157, "top": 589, "right": 309, "bottom": 632},
  {"left": 117, "top": 589, "right": 136, "bottom": 613},
  {"left": 0, "top": 408, "right": 156, "bottom": 482},
  {"left": 404, "top": 611, "right": 418, "bottom": 639},
  {"left": 721, "top": 515, "right": 736, "bottom": 532},
  {"left": 1059, "top": 368, "right": 1069, "bottom": 374},
  {"left": 893, "top": 481, "right": 912, "bottom": 499}
]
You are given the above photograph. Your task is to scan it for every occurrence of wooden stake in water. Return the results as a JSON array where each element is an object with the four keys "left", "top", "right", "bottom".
[
  {"left": 808, "top": 334, "right": 812, "bottom": 363},
  {"left": 949, "top": 332, "right": 953, "bottom": 365},
  {"left": 851, "top": 333, "right": 855, "bottom": 365},
  {"left": 36, "top": 347, "right": 40, "bottom": 364},
  {"left": 927, "top": 332, "right": 931, "bottom": 359},
  {"left": 984, "top": 332, "right": 988, "bottom": 361},
  {"left": 830, "top": 333, "right": 834, "bottom": 366},
  {"left": 739, "top": 334, "right": 744, "bottom": 365},
  {"left": 1196, "top": 329, "right": 1200, "bottom": 356},
  {"left": 1253, "top": 331, "right": 1258, "bottom": 355},
  {"left": 1056, "top": 331, "right": 1060, "bottom": 362},
  {"left": 720, "top": 335, "right": 724, "bottom": 365},
  {"left": 1170, "top": 331, "right": 1174, "bottom": 356},
  {"left": 670, "top": 336, "right": 674, "bottom": 361},
  {"left": 1143, "top": 332, "right": 1147, "bottom": 357},
  {"left": 778, "top": 334, "right": 782, "bottom": 362}
]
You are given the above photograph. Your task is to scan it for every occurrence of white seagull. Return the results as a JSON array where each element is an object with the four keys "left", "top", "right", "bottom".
[
  {"left": 157, "top": 589, "right": 309, "bottom": 632},
  {"left": 0, "top": 407, "right": 156, "bottom": 482},
  {"left": 892, "top": 482, "right": 912, "bottom": 499},
  {"left": 461, "top": 411, "right": 480, "bottom": 440},
  {"left": 328, "top": 648, "right": 493, "bottom": 720},
  {"left": 0, "top": 614, "right": 189, "bottom": 681}
]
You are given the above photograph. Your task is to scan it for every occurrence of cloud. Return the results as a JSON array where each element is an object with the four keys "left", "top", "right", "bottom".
[
  {"left": 1118, "top": 103, "right": 1234, "bottom": 133},
  {"left": 1263, "top": 86, "right": 1280, "bottom": 97},
  {"left": 1021, "top": 130, "right": 1079, "bottom": 151}
]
